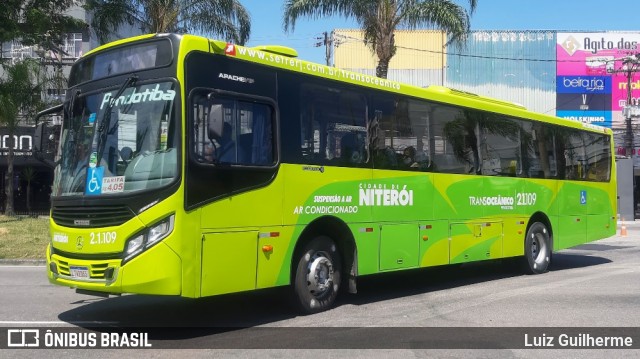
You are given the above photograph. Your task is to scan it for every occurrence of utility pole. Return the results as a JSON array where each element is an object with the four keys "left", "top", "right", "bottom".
[
  {"left": 609, "top": 54, "right": 640, "bottom": 158},
  {"left": 315, "top": 31, "right": 333, "bottom": 66}
]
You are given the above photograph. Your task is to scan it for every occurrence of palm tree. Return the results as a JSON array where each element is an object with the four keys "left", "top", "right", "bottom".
[
  {"left": 0, "top": 59, "right": 45, "bottom": 216},
  {"left": 283, "top": 0, "right": 477, "bottom": 78},
  {"left": 85, "top": 0, "right": 251, "bottom": 45}
]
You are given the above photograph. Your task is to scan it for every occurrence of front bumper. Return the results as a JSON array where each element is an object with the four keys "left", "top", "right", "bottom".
[{"left": 47, "top": 241, "right": 182, "bottom": 296}]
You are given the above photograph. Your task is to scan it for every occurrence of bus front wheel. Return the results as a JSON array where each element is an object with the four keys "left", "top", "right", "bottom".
[
  {"left": 293, "top": 236, "right": 342, "bottom": 314},
  {"left": 523, "top": 222, "right": 551, "bottom": 274}
]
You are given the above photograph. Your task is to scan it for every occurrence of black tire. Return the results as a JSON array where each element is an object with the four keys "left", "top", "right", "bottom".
[
  {"left": 523, "top": 222, "right": 551, "bottom": 274},
  {"left": 293, "top": 236, "right": 342, "bottom": 314}
]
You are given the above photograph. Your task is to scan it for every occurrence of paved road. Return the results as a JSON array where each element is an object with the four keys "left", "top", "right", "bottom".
[{"left": 2, "top": 225, "right": 640, "bottom": 358}]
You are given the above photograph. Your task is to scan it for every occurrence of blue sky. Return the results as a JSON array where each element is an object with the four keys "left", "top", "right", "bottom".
[{"left": 241, "top": 0, "right": 640, "bottom": 64}]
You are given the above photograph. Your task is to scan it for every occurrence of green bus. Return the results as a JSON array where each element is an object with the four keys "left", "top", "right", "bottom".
[{"left": 34, "top": 33, "right": 616, "bottom": 313}]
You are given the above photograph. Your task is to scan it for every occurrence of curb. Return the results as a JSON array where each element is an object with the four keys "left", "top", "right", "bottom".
[{"left": 0, "top": 259, "right": 46, "bottom": 266}]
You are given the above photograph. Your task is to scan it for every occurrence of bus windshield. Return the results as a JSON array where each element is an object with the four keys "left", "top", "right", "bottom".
[{"left": 52, "top": 81, "right": 178, "bottom": 197}]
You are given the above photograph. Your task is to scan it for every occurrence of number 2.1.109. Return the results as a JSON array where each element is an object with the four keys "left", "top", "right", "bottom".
[{"left": 90, "top": 231, "right": 117, "bottom": 245}]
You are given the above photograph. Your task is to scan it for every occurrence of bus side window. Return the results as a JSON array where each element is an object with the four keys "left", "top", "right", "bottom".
[
  {"left": 584, "top": 132, "right": 611, "bottom": 182},
  {"left": 299, "top": 83, "right": 366, "bottom": 167},
  {"left": 371, "top": 95, "right": 433, "bottom": 171},
  {"left": 560, "top": 130, "right": 585, "bottom": 180},
  {"left": 525, "top": 122, "right": 557, "bottom": 179},
  {"left": 191, "top": 93, "right": 275, "bottom": 166},
  {"left": 433, "top": 107, "right": 482, "bottom": 174},
  {"left": 479, "top": 114, "right": 521, "bottom": 177}
]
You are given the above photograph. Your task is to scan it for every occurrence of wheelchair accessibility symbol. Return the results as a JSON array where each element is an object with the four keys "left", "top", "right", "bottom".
[{"left": 85, "top": 166, "right": 104, "bottom": 195}]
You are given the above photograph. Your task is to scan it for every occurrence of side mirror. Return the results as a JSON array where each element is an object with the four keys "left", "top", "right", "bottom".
[
  {"left": 32, "top": 104, "right": 63, "bottom": 168},
  {"left": 33, "top": 123, "right": 45, "bottom": 154}
]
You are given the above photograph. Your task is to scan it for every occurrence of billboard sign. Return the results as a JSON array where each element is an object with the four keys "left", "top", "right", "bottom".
[{"left": 556, "top": 32, "right": 640, "bottom": 132}]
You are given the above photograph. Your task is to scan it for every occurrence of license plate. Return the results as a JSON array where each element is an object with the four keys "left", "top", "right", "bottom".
[{"left": 69, "top": 266, "right": 90, "bottom": 279}]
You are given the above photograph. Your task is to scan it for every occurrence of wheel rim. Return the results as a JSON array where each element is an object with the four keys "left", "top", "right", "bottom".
[
  {"left": 530, "top": 230, "right": 548, "bottom": 266},
  {"left": 306, "top": 251, "right": 334, "bottom": 297}
]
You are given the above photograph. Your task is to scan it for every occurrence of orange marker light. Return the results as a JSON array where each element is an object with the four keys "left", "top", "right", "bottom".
[
  {"left": 262, "top": 245, "right": 273, "bottom": 253},
  {"left": 422, "top": 236, "right": 429, "bottom": 241}
]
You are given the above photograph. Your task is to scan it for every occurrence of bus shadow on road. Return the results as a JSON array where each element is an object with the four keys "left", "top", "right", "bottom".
[
  {"left": 547, "top": 252, "right": 612, "bottom": 271},
  {"left": 338, "top": 253, "right": 611, "bottom": 308},
  {"left": 57, "top": 286, "right": 298, "bottom": 328},
  {"left": 57, "top": 253, "right": 611, "bottom": 332}
]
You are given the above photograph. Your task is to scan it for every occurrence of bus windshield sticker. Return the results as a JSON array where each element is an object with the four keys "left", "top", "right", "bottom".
[
  {"left": 102, "top": 176, "right": 125, "bottom": 194},
  {"left": 85, "top": 166, "right": 104, "bottom": 195},
  {"left": 89, "top": 152, "right": 97, "bottom": 168},
  {"left": 88, "top": 113, "right": 96, "bottom": 125}
]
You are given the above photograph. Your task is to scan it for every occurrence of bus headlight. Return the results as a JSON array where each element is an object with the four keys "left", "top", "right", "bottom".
[
  {"left": 125, "top": 234, "right": 145, "bottom": 257},
  {"left": 123, "top": 214, "right": 175, "bottom": 264},
  {"left": 147, "top": 215, "right": 175, "bottom": 247}
]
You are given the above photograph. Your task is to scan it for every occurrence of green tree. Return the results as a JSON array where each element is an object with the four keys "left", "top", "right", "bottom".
[
  {"left": 283, "top": 0, "right": 477, "bottom": 78},
  {"left": 85, "top": 0, "right": 251, "bottom": 45},
  {"left": 0, "top": 60, "right": 46, "bottom": 216},
  {"left": 0, "top": 0, "right": 86, "bottom": 51}
]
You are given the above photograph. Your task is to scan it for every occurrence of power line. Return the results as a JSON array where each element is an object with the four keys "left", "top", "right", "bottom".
[{"left": 333, "top": 33, "right": 636, "bottom": 64}]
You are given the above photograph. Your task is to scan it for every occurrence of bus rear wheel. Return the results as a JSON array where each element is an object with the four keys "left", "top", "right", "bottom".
[
  {"left": 293, "top": 236, "right": 341, "bottom": 314},
  {"left": 523, "top": 222, "right": 551, "bottom": 274}
]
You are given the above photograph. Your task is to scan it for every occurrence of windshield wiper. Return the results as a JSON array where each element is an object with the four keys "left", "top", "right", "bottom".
[{"left": 96, "top": 76, "right": 138, "bottom": 164}]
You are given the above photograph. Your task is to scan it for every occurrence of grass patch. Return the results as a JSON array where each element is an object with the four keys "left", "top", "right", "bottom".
[{"left": 0, "top": 215, "right": 49, "bottom": 259}]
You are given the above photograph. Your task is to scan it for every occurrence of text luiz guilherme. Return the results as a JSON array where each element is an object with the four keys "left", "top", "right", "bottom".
[{"left": 525, "top": 333, "right": 633, "bottom": 348}]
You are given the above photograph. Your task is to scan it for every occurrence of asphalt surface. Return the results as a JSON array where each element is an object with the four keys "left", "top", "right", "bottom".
[{"left": 1, "top": 221, "right": 640, "bottom": 358}]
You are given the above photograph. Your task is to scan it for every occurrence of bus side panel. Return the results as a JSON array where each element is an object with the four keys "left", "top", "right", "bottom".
[
  {"left": 587, "top": 214, "right": 614, "bottom": 243},
  {"left": 370, "top": 171, "right": 434, "bottom": 222},
  {"left": 432, "top": 174, "right": 484, "bottom": 221},
  {"left": 449, "top": 221, "right": 502, "bottom": 264},
  {"left": 502, "top": 217, "right": 528, "bottom": 258},
  {"left": 348, "top": 223, "right": 378, "bottom": 275},
  {"left": 278, "top": 164, "right": 373, "bottom": 282},
  {"left": 199, "top": 178, "right": 284, "bottom": 230},
  {"left": 281, "top": 165, "right": 373, "bottom": 227},
  {"left": 370, "top": 171, "right": 434, "bottom": 272},
  {"left": 557, "top": 182, "right": 588, "bottom": 249},
  {"left": 586, "top": 182, "right": 616, "bottom": 242},
  {"left": 419, "top": 220, "right": 449, "bottom": 268},
  {"left": 482, "top": 177, "right": 522, "bottom": 219},
  {"left": 201, "top": 231, "right": 258, "bottom": 296},
  {"left": 483, "top": 176, "right": 523, "bottom": 259},
  {"left": 257, "top": 225, "right": 296, "bottom": 289},
  {"left": 379, "top": 223, "right": 420, "bottom": 271},
  {"left": 199, "top": 168, "right": 285, "bottom": 295}
]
